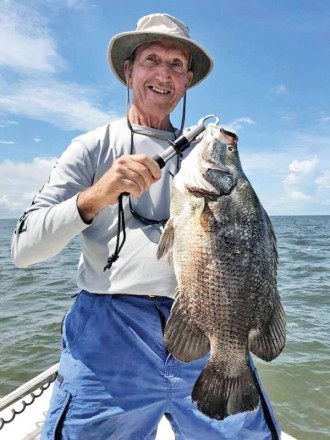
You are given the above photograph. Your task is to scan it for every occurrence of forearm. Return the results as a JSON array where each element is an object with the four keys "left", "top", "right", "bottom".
[
  {"left": 77, "top": 186, "right": 109, "bottom": 223},
  {"left": 11, "top": 195, "right": 90, "bottom": 268}
]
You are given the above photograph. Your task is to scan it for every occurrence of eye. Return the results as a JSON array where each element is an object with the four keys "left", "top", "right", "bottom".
[
  {"left": 142, "top": 54, "right": 159, "bottom": 66},
  {"left": 171, "top": 59, "right": 187, "bottom": 73},
  {"left": 172, "top": 60, "right": 183, "bottom": 67},
  {"left": 227, "top": 145, "right": 236, "bottom": 152},
  {"left": 145, "top": 54, "right": 156, "bottom": 61}
]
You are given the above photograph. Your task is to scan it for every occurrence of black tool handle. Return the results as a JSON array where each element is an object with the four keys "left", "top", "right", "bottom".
[
  {"left": 152, "top": 154, "right": 167, "bottom": 169},
  {"left": 151, "top": 133, "right": 193, "bottom": 170}
]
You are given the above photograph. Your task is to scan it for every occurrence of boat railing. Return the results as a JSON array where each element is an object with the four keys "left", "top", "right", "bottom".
[{"left": 0, "top": 363, "right": 59, "bottom": 430}]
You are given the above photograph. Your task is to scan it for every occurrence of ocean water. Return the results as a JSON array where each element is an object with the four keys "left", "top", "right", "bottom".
[{"left": 0, "top": 216, "right": 329, "bottom": 440}]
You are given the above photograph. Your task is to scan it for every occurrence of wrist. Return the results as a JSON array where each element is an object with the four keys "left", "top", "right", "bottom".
[{"left": 77, "top": 188, "right": 105, "bottom": 223}]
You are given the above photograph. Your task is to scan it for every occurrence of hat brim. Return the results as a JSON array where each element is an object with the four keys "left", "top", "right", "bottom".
[{"left": 108, "top": 31, "right": 213, "bottom": 88}]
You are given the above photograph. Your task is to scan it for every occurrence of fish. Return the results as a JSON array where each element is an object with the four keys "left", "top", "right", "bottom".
[{"left": 157, "top": 124, "right": 286, "bottom": 420}]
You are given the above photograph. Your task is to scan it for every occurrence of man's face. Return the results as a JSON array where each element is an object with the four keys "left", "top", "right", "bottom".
[{"left": 125, "top": 41, "right": 193, "bottom": 122}]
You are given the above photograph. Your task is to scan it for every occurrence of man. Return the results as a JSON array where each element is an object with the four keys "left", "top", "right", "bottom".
[{"left": 12, "top": 13, "right": 280, "bottom": 440}]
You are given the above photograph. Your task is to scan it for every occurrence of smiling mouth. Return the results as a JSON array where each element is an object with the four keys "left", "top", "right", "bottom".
[{"left": 149, "top": 86, "right": 170, "bottom": 95}]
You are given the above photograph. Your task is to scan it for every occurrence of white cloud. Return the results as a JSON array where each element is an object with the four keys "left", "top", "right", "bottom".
[
  {"left": 239, "top": 150, "right": 287, "bottom": 173},
  {"left": 0, "top": 140, "right": 15, "bottom": 145},
  {"left": 44, "top": 0, "right": 91, "bottom": 10},
  {"left": 283, "top": 173, "right": 300, "bottom": 185},
  {"left": 263, "top": 190, "right": 313, "bottom": 215},
  {"left": 0, "top": 79, "right": 118, "bottom": 132},
  {"left": 272, "top": 84, "right": 287, "bottom": 94},
  {"left": 223, "top": 117, "right": 255, "bottom": 133},
  {"left": 0, "top": 119, "right": 18, "bottom": 128},
  {"left": 315, "top": 171, "right": 330, "bottom": 189},
  {"left": 275, "top": 110, "right": 295, "bottom": 123},
  {"left": 289, "top": 156, "right": 319, "bottom": 173},
  {"left": 288, "top": 190, "right": 312, "bottom": 202},
  {"left": 283, "top": 156, "right": 319, "bottom": 185},
  {"left": 1, "top": 157, "right": 57, "bottom": 181},
  {"left": 62, "top": 0, "right": 89, "bottom": 9},
  {"left": 287, "top": 133, "right": 330, "bottom": 158},
  {"left": 0, "top": 3, "right": 63, "bottom": 73},
  {"left": 239, "top": 143, "right": 330, "bottom": 214},
  {"left": 0, "top": 157, "right": 57, "bottom": 217},
  {"left": 0, "top": 2, "right": 120, "bottom": 132}
]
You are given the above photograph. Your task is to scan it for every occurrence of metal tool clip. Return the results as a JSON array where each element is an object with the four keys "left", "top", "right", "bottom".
[{"left": 153, "top": 114, "right": 220, "bottom": 169}]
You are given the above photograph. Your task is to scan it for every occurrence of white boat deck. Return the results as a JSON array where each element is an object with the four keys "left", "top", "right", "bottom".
[{"left": 0, "top": 364, "right": 297, "bottom": 440}]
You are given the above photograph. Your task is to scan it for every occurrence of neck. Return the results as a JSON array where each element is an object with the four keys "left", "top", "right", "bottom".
[{"left": 128, "top": 106, "right": 172, "bottom": 131}]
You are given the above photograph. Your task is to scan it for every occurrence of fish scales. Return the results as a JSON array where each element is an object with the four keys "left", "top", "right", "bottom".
[{"left": 157, "top": 125, "right": 286, "bottom": 420}]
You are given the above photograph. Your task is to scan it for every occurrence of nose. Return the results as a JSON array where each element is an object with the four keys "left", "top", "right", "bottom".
[{"left": 154, "top": 61, "right": 172, "bottom": 81}]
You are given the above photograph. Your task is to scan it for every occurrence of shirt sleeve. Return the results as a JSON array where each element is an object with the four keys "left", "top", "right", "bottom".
[{"left": 11, "top": 139, "right": 96, "bottom": 268}]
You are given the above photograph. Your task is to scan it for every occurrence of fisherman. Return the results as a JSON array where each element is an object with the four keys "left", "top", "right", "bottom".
[{"left": 12, "top": 13, "right": 281, "bottom": 440}]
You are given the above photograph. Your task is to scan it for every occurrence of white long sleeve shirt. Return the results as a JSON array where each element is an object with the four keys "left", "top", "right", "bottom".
[{"left": 11, "top": 118, "right": 183, "bottom": 297}]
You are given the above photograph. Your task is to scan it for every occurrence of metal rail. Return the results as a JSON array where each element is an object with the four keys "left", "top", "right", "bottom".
[{"left": 0, "top": 363, "right": 59, "bottom": 411}]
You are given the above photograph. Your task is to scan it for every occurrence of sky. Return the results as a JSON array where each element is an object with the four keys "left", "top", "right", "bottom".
[{"left": 1, "top": 0, "right": 329, "bottom": 218}]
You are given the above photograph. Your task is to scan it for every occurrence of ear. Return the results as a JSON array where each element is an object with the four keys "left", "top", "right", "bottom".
[
  {"left": 185, "top": 71, "right": 193, "bottom": 89},
  {"left": 124, "top": 60, "right": 132, "bottom": 87}
]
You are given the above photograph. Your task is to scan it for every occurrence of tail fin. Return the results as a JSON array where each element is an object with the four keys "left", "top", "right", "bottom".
[{"left": 192, "top": 359, "right": 260, "bottom": 420}]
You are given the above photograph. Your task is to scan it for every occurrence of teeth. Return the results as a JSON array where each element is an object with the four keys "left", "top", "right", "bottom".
[{"left": 152, "top": 86, "right": 169, "bottom": 94}]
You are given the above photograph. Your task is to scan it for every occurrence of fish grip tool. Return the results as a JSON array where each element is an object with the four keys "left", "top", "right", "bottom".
[
  {"left": 103, "top": 114, "right": 220, "bottom": 271},
  {"left": 152, "top": 114, "right": 220, "bottom": 169}
]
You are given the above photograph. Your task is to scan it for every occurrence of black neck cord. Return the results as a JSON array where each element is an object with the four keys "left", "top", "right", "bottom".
[
  {"left": 103, "top": 194, "right": 127, "bottom": 271},
  {"left": 103, "top": 125, "right": 178, "bottom": 272}
]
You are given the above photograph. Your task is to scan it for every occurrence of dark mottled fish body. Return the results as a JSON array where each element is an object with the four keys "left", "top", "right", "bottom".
[{"left": 157, "top": 125, "right": 286, "bottom": 420}]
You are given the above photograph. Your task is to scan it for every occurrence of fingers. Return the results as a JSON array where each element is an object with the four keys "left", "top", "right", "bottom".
[
  {"left": 118, "top": 154, "right": 161, "bottom": 197},
  {"left": 77, "top": 154, "right": 162, "bottom": 220},
  {"left": 131, "top": 154, "right": 162, "bottom": 181},
  {"left": 97, "top": 154, "right": 162, "bottom": 203}
]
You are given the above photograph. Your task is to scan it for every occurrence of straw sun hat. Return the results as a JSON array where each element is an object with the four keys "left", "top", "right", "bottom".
[{"left": 108, "top": 13, "right": 213, "bottom": 88}]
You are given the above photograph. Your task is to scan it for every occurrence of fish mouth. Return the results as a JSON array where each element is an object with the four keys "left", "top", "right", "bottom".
[
  {"left": 187, "top": 187, "right": 219, "bottom": 199},
  {"left": 148, "top": 85, "right": 171, "bottom": 94},
  {"left": 204, "top": 162, "right": 229, "bottom": 173}
]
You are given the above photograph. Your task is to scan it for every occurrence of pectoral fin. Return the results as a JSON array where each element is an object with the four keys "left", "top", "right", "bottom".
[
  {"left": 248, "top": 293, "right": 286, "bottom": 361},
  {"left": 164, "top": 289, "right": 210, "bottom": 362},
  {"left": 157, "top": 218, "right": 174, "bottom": 264}
]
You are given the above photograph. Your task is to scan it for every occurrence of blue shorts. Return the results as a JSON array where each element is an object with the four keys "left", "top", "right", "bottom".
[{"left": 41, "top": 291, "right": 280, "bottom": 440}]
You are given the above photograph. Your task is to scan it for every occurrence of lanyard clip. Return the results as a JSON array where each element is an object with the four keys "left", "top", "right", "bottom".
[{"left": 183, "top": 114, "right": 220, "bottom": 144}]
